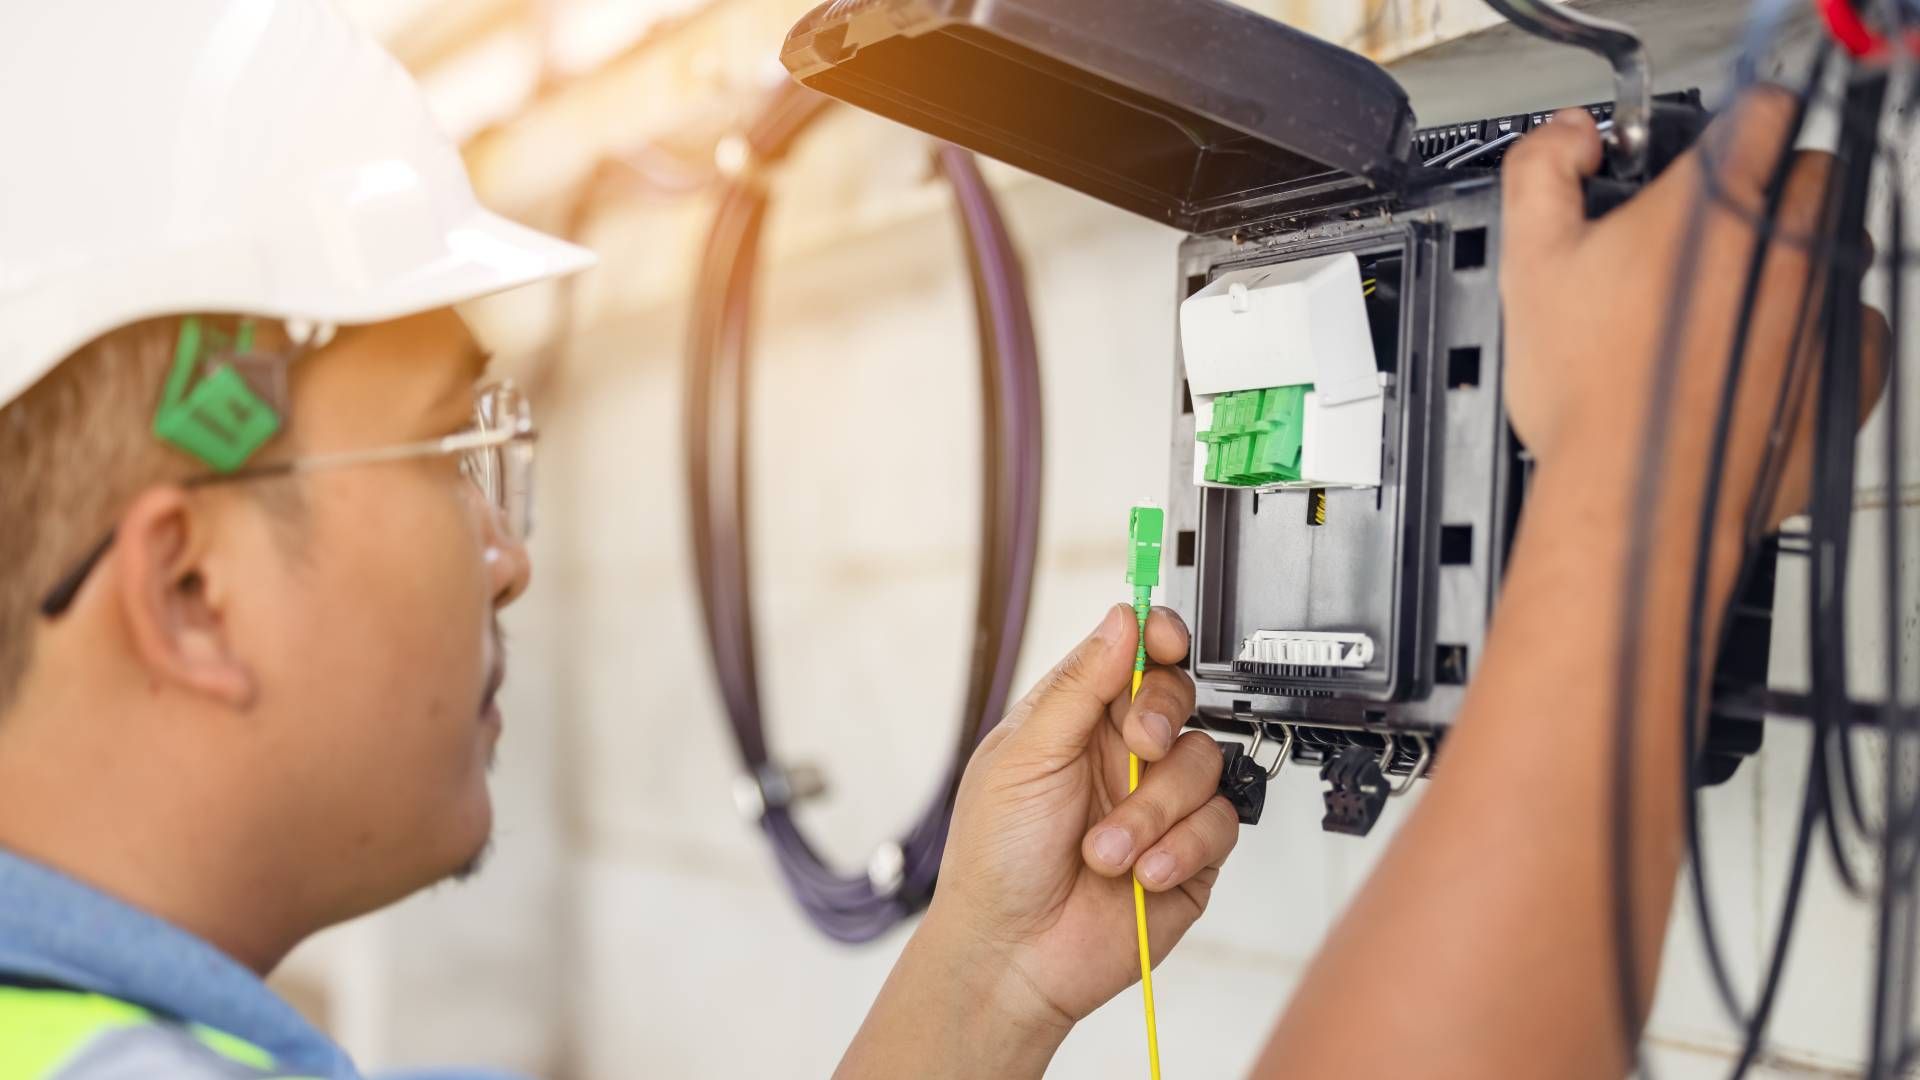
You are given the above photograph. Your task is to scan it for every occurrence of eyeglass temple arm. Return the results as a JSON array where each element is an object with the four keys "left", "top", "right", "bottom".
[
  {"left": 39, "top": 530, "right": 119, "bottom": 618},
  {"left": 37, "top": 427, "right": 533, "bottom": 618}
]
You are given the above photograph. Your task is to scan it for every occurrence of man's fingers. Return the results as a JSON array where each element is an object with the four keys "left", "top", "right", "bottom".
[
  {"left": 1754, "top": 301, "right": 1891, "bottom": 532},
  {"left": 1731, "top": 150, "right": 1832, "bottom": 381},
  {"left": 1635, "top": 88, "right": 1802, "bottom": 231},
  {"left": 1119, "top": 665, "right": 1195, "bottom": 762},
  {"left": 1861, "top": 304, "right": 1893, "bottom": 428},
  {"left": 1144, "top": 606, "right": 1190, "bottom": 666},
  {"left": 1081, "top": 732, "right": 1224, "bottom": 877},
  {"left": 1116, "top": 607, "right": 1194, "bottom": 761},
  {"left": 1501, "top": 107, "right": 1603, "bottom": 266},
  {"left": 1690, "top": 86, "right": 1803, "bottom": 214},
  {"left": 1135, "top": 796, "right": 1240, "bottom": 894},
  {"left": 999, "top": 604, "right": 1137, "bottom": 752},
  {"left": 1766, "top": 150, "right": 1837, "bottom": 243}
]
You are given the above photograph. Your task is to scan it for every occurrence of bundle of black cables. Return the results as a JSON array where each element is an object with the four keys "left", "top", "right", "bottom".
[
  {"left": 1607, "top": 1, "right": 1920, "bottom": 1074},
  {"left": 684, "top": 80, "right": 1045, "bottom": 943}
]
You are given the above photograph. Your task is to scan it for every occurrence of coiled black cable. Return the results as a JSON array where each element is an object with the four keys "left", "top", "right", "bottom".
[
  {"left": 1815, "top": 73, "right": 1889, "bottom": 907},
  {"left": 1668, "top": 45, "right": 1829, "bottom": 1068},
  {"left": 684, "top": 81, "right": 1044, "bottom": 943},
  {"left": 1868, "top": 79, "right": 1912, "bottom": 1077},
  {"left": 1602, "top": 13, "right": 1834, "bottom": 1075},
  {"left": 1609, "top": 6, "right": 1920, "bottom": 1072}
]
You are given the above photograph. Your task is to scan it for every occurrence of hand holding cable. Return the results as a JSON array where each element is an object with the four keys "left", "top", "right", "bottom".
[
  {"left": 837, "top": 604, "right": 1238, "bottom": 1078},
  {"left": 1126, "top": 504, "right": 1166, "bottom": 1078},
  {"left": 1251, "top": 86, "right": 1888, "bottom": 1080}
]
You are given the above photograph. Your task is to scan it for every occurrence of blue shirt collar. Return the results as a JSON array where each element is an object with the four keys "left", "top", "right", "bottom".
[{"left": 0, "top": 846, "right": 359, "bottom": 1079}]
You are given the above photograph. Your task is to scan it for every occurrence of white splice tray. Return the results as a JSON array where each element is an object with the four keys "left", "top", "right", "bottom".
[{"left": 1180, "top": 251, "right": 1384, "bottom": 489}]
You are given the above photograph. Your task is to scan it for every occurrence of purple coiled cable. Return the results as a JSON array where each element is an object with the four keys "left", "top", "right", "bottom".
[{"left": 685, "top": 81, "right": 1043, "bottom": 942}]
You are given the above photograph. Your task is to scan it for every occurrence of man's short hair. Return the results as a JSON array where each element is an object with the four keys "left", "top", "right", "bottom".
[{"left": 0, "top": 317, "right": 209, "bottom": 713}]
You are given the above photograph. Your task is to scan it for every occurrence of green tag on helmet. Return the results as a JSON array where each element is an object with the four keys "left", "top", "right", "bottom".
[{"left": 152, "top": 317, "right": 282, "bottom": 473}]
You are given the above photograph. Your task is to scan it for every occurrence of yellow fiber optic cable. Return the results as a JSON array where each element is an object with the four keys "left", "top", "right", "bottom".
[
  {"left": 1125, "top": 504, "right": 1165, "bottom": 1079},
  {"left": 1129, "top": 687, "right": 1163, "bottom": 1080}
]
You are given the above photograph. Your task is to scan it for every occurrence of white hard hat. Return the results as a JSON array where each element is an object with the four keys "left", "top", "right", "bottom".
[{"left": 0, "top": 0, "right": 597, "bottom": 410}]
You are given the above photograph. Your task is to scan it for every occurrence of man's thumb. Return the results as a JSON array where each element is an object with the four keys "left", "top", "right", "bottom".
[
  {"left": 1000, "top": 604, "right": 1136, "bottom": 755},
  {"left": 1501, "top": 108, "right": 1604, "bottom": 264}
]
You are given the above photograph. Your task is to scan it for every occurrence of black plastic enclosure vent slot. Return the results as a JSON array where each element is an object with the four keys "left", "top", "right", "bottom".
[
  {"left": 1448, "top": 346, "right": 1481, "bottom": 388},
  {"left": 1363, "top": 254, "right": 1404, "bottom": 375},
  {"left": 1453, "top": 228, "right": 1488, "bottom": 270}
]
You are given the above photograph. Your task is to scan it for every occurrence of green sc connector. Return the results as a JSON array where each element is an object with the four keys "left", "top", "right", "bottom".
[
  {"left": 1127, "top": 504, "right": 1165, "bottom": 676},
  {"left": 1127, "top": 505, "right": 1164, "bottom": 591}
]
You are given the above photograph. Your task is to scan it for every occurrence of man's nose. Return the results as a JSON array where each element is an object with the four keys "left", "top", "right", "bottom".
[{"left": 475, "top": 491, "right": 533, "bottom": 608}]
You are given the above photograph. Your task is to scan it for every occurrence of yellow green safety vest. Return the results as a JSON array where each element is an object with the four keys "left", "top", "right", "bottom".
[{"left": 0, "top": 980, "right": 319, "bottom": 1079}]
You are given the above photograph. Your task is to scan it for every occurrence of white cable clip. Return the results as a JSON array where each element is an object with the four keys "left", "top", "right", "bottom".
[
  {"left": 868, "top": 841, "right": 906, "bottom": 897},
  {"left": 732, "top": 761, "right": 828, "bottom": 821}
]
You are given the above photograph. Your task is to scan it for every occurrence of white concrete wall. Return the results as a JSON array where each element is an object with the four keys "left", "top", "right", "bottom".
[
  {"left": 289, "top": 174, "right": 1920, "bottom": 1080},
  {"left": 279, "top": 3, "right": 1920, "bottom": 1078}
]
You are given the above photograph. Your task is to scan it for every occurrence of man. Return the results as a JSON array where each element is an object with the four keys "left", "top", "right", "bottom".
[
  {"left": 0, "top": 3, "right": 1234, "bottom": 1077},
  {"left": 0, "top": 7, "right": 1884, "bottom": 1080}
]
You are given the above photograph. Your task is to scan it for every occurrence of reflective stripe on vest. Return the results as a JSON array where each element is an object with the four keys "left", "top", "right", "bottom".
[{"left": 0, "top": 986, "right": 303, "bottom": 1079}]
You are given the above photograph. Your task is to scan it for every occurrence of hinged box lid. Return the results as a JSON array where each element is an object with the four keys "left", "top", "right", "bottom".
[{"left": 782, "top": 0, "right": 1419, "bottom": 234}]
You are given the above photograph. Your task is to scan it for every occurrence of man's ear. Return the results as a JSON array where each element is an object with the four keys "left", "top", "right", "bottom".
[{"left": 110, "top": 486, "right": 256, "bottom": 708}]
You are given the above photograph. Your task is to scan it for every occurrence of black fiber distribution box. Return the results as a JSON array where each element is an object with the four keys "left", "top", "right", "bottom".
[{"left": 780, "top": 0, "right": 1767, "bottom": 786}]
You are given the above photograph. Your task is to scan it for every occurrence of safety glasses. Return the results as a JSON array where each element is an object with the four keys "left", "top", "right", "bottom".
[{"left": 39, "top": 381, "right": 536, "bottom": 619}]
